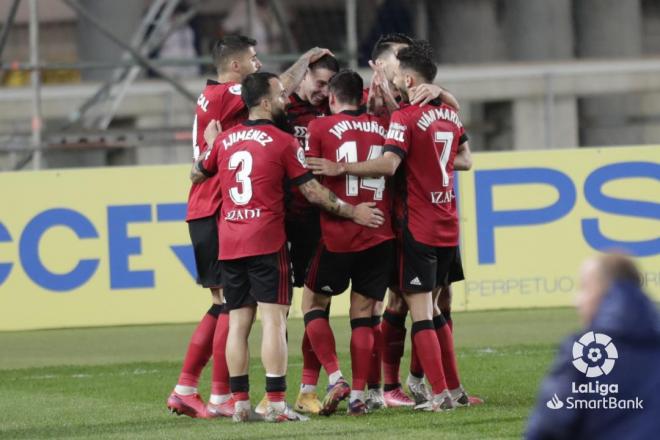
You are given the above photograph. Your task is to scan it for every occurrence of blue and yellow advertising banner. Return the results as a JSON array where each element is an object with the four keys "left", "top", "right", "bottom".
[{"left": 0, "top": 146, "right": 658, "bottom": 330}]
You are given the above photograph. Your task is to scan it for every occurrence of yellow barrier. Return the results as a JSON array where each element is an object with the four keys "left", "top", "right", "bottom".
[{"left": 0, "top": 146, "right": 658, "bottom": 330}]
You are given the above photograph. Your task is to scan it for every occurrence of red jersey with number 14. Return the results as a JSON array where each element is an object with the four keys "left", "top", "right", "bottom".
[
  {"left": 384, "top": 101, "right": 468, "bottom": 247},
  {"left": 186, "top": 80, "right": 247, "bottom": 221},
  {"left": 199, "top": 120, "right": 313, "bottom": 260},
  {"left": 307, "top": 109, "right": 393, "bottom": 253}
]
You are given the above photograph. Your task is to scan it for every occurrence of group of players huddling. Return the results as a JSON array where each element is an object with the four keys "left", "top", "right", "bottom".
[{"left": 166, "top": 33, "right": 483, "bottom": 423}]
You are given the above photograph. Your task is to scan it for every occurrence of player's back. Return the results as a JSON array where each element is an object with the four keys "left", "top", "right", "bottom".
[
  {"left": 187, "top": 80, "right": 248, "bottom": 221},
  {"left": 217, "top": 120, "right": 310, "bottom": 260},
  {"left": 386, "top": 101, "right": 467, "bottom": 247},
  {"left": 307, "top": 110, "right": 393, "bottom": 252}
]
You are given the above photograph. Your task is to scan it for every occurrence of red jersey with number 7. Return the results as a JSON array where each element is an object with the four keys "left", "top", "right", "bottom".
[
  {"left": 199, "top": 119, "right": 314, "bottom": 260},
  {"left": 307, "top": 109, "right": 394, "bottom": 253},
  {"left": 383, "top": 100, "right": 468, "bottom": 247},
  {"left": 186, "top": 80, "right": 247, "bottom": 221}
]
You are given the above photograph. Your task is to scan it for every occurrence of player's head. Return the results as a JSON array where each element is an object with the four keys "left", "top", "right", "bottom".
[
  {"left": 241, "top": 72, "right": 288, "bottom": 128},
  {"left": 371, "top": 33, "right": 413, "bottom": 83},
  {"left": 392, "top": 42, "right": 437, "bottom": 102},
  {"left": 213, "top": 35, "right": 262, "bottom": 78},
  {"left": 299, "top": 54, "right": 340, "bottom": 107},
  {"left": 577, "top": 254, "right": 642, "bottom": 325},
  {"left": 327, "top": 69, "right": 363, "bottom": 114}
]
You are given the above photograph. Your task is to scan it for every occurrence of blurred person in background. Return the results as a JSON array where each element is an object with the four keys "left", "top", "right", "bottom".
[
  {"left": 223, "top": 0, "right": 288, "bottom": 72},
  {"left": 157, "top": 2, "right": 200, "bottom": 78},
  {"left": 526, "top": 254, "right": 660, "bottom": 440}
]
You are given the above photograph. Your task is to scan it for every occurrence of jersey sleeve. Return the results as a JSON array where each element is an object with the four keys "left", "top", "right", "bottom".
[
  {"left": 458, "top": 121, "right": 469, "bottom": 145},
  {"left": 283, "top": 138, "right": 314, "bottom": 186},
  {"left": 218, "top": 86, "right": 246, "bottom": 121},
  {"left": 383, "top": 110, "right": 410, "bottom": 159},
  {"left": 197, "top": 137, "right": 220, "bottom": 177},
  {"left": 305, "top": 120, "right": 322, "bottom": 158}
]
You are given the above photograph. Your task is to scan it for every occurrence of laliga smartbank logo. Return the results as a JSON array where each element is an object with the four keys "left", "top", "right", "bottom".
[
  {"left": 545, "top": 332, "right": 644, "bottom": 411},
  {"left": 571, "top": 331, "right": 617, "bottom": 377}
]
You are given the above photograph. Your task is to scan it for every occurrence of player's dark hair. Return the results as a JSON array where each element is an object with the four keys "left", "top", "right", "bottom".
[
  {"left": 328, "top": 69, "right": 363, "bottom": 106},
  {"left": 241, "top": 72, "right": 279, "bottom": 109},
  {"left": 371, "top": 33, "right": 414, "bottom": 61},
  {"left": 396, "top": 43, "right": 437, "bottom": 83},
  {"left": 309, "top": 54, "right": 340, "bottom": 73},
  {"left": 212, "top": 35, "right": 257, "bottom": 69}
]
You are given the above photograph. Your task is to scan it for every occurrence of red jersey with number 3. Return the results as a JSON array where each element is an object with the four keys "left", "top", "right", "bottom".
[
  {"left": 186, "top": 80, "right": 247, "bottom": 221},
  {"left": 384, "top": 101, "right": 468, "bottom": 247},
  {"left": 199, "top": 119, "right": 313, "bottom": 260},
  {"left": 307, "top": 109, "right": 394, "bottom": 253}
]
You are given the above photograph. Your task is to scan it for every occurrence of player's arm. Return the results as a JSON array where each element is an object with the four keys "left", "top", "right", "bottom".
[
  {"left": 279, "top": 47, "right": 334, "bottom": 96},
  {"left": 307, "top": 150, "right": 402, "bottom": 178},
  {"left": 190, "top": 121, "right": 221, "bottom": 183},
  {"left": 454, "top": 141, "right": 472, "bottom": 171},
  {"left": 297, "top": 178, "right": 384, "bottom": 228},
  {"left": 409, "top": 84, "right": 461, "bottom": 111}
]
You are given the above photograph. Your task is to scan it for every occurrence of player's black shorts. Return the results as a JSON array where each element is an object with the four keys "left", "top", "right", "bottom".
[
  {"left": 394, "top": 226, "right": 464, "bottom": 293},
  {"left": 188, "top": 215, "right": 222, "bottom": 288},
  {"left": 286, "top": 213, "right": 321, "bottom": 288},
  {"left": 305, "top": 240, "right": 394, "bottom": 301},
  {"left": 221, "top": 245, "right": 293, "bottom": 310}
]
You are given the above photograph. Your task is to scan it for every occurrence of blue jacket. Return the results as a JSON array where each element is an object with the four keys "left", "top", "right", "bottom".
[{"left": 526, "top": 281, "right": 660, "bottom": 440}]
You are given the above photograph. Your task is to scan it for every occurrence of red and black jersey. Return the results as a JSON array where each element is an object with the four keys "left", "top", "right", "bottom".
[
  {"left": 384, "top": 100, "right": 468, "bottom": 247},
  {"left": 186, "top": 80, "right": 247, "bottom": 221},
  {"left": 285, "top": 93, "right": 329, "bottom": 220},
  {"left": 307, "top": 109, "right": 394, "bottom": 253},
  {"left": 199, "top": 119, "right": 313, "bottom": 260}
]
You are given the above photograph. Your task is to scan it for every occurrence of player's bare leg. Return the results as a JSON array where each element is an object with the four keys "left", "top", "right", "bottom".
[
  {"left": 347, "top": 291, "right": 377, "bottom": 415},
  {"left": 167, "top": 287, "right": 224, "bottom": 419},
  {"left": 226, "top": 305, "right": 257, "bottom": 422},
  {"left": 403, "top": 291, "right": 453, "bottom": 412},
  {"left": 365, "top": 300, "right": 386, "bottom": 410},
  {"left": 381, "top": 287, "right": 415, "bottom": 407}
]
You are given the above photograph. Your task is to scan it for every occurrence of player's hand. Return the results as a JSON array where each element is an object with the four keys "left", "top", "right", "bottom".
[
  {"left": 352, "top": 202, "right": 385, "bottom": 228},
  {"left": 409, "top": 84, "right": 442, "bottom": 106},
  {"left": 305, "top": 47, "right": 335, "bottom": 63},
  {"left": 204, "top": 119, "right": 222, "bottom": 148},
  {"left": 306, "top": 157, "right": 345, "bottom": 176}
]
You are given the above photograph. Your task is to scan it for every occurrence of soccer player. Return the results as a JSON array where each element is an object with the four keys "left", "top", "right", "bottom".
[
  {"left": 308, "top": 44, "right": 470, "bottom": 412},
  {"left": 303, "top": 70, "right": 394, "bottom": 416},
  {"left": 284, "top": 54, "right": 340, "bottom": 415},
  {"left": 168, "top": 35, "right": 335, "bottom": 419},
  {"left": 192, "top": 72, "right": 385, "bottom": 422}
]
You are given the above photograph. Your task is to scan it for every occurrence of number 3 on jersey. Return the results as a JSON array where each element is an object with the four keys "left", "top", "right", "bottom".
[
  {"left": 336, "top": 141, "right": 385, "bottom": 200},
  {"left": 228, "top": 151, "right": 253, "bottom": 205}
]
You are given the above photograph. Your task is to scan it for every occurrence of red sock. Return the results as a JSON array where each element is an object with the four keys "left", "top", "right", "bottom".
[
  {"left": 435, "top": 316, "right": 460, "bottom": 390},
  {"left": 304, "top": 311, "right": 339, "bottom": 375},
  {"left": 177, "top": 305, "right": 219, "bottom": 387},
  {"left": 266, "top": 376, "right": 286, "bottom": 402},
  {"left": 367, "top": 318, "right": 382, "bottom": 386},
  {"left": 350, "top": 319, "right": 374, "bottom": 391},
  {"left": 409, "top": 334, "right": 424, "bottom": 377},
  {"left": 301, "top": 330, "right": 322, "bottom": 385},
  {"left": 442, "top": 309, "right": 453, "bottom": 332},
  {"left": 211, "top": 308, "right": 230, "bottom": 395},
  {"left": 381, "top": 309, "right": 407, "bottom": 386},
  {"left": 412, "top": 321, "right": 447, "bottom": 394}
]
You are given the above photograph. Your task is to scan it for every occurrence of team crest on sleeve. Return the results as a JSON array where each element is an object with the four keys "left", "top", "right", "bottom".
[
  {"left": 296, "top": 147, "right": 307, "bottom": 167},
  {"left": 229, "top": 84, "right": 242, "bottom": 95}
]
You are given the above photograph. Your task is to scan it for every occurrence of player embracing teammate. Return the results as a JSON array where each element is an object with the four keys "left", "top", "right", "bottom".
[{"left": 309, "top": 41, "right": 478, "bottom": 411}]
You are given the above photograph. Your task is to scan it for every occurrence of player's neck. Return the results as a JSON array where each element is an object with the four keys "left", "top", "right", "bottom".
[
  {"left": 217, "top": 71, "right": 242, "bottom": 84},
  {"left": 334, "top": 104, "right": 359, "bottom": 114},
  {"left": 248, "top": 108, "right": 272, "bottom": 122},
  {"left": 294, "top": 85, "right": 309, "bottom": 103}
]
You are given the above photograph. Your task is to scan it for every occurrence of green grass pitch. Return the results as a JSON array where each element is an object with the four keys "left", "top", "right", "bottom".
[{"left": 0, "top": 308, "right": 579, "bottom": 439}]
